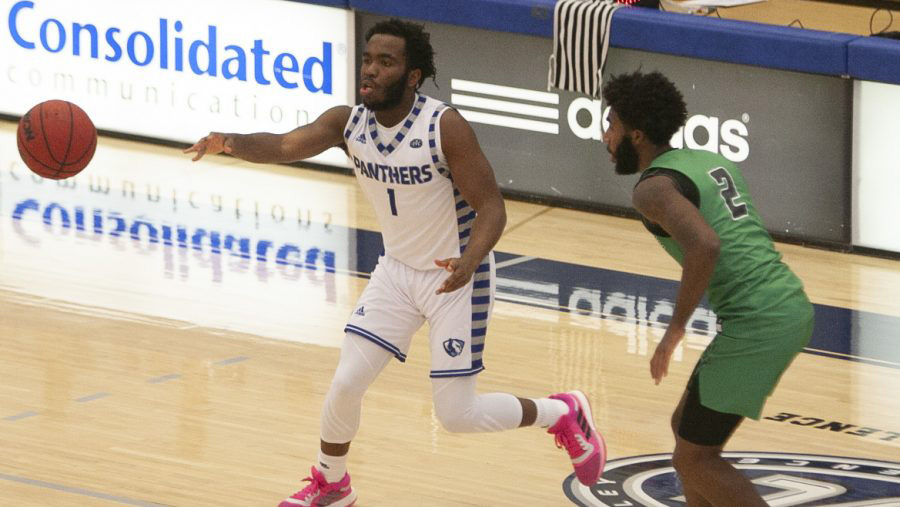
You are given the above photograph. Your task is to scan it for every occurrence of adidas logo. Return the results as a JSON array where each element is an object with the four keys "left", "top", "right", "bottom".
[
  {"left": 577, "top": 409, "right": 592, "bottom": 439},
  {"left": 355, "top": 133, "right": 366, "bottom": 144},
  {"left": 354, "top": 306, "right": 365, "bottom": 316}
]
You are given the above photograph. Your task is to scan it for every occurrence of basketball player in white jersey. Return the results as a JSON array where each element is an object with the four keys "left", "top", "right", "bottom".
[{"left": 185, "top": 18, "right": 605, "bottom": 506}]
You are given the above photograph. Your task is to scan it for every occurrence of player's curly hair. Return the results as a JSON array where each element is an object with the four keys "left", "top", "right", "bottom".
[
  {"left": 365, "top": 19, "right": 436, "bottom": 88},
  {"left": 601, "top": 70, "right": 687, "bottom": 145}
]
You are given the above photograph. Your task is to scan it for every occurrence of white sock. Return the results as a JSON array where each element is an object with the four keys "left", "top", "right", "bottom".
[
  {"left": 533, "top": 398, "right": 570, "bottom": 428},
  {"left": 316, "top": 451, "right": 347, "bottom": 483}
]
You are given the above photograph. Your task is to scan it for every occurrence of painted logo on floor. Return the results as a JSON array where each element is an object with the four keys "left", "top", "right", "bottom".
[{"left": 564, "top": 452, "right": 900, "bottom": 506}]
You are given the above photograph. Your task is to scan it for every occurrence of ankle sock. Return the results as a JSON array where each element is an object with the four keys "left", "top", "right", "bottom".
[
  {"left": 533, "top": 397, "right": 570, "bottom": 428},
  {"left": 316, "top": 451, "right": 348, "bottom": 483}
]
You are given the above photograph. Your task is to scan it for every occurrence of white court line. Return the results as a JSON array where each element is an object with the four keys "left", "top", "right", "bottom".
[
  {"left": 805, "top": 347, "right": 900, "bottom": 368},
  {"left": 495, "top": 255, "right": 537, "bottom": 269}
]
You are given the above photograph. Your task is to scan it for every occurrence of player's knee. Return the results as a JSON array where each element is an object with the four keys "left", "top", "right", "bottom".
[
  {"left": 434, "top": 403, "right": 474, "bottom": 433},
  {"left": 671, "top": 443, "right": 717, "bottom": 479},
  {"left": 671, "top": 447, "right": 699, "bottom": 478},
  {"left": 435, "top": 408, "right": 467, "bottom": 433},
  {"left": 327, "top": 371, "right": 368, "bottom": 402}
]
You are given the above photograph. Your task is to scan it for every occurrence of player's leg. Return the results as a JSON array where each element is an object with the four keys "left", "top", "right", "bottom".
[
  {"left": 424, "top": 254, "right": 605, "bottom": 485},
  {"left": 429, "top": 375, "right": 595, "bottom": 436},
  {"left": 319, "top": 333, "right": 394, "bottom": 469},
  {"left": 670, "top": 390, "right": 711, "bottom": 507},
  {"left": 429, "top": 374, "right": 580, "bottom": 433},
  {"left": 278, "top": 334, "right": 392, "bottom": 507},
  {"left": 672, "top": 312, "right": 814, "bottom": 506},
  {"left": 431, "top": 374, "right": 523, "bottom": 432},
  {"left": 280, "top": 256, "right": 423, "bottom": 507},
  {"left": 671, "top": 374, "right": 764, "bottom": 507},
  {"left": 429, "top": 374, "right": 605, "bottom": 485}
]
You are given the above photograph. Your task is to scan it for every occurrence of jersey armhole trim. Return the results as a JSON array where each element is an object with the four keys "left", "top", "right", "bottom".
[
  {"left": 644, "top": 166, "right": 701, "bottom": 208},
  {"left": 429, "top": 104, "right": 453, "bottom": 179}
]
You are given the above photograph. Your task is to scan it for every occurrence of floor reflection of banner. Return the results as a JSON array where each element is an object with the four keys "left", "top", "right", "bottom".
[{"left": 0, "top": 125, "right": 354, "bottom": 346}]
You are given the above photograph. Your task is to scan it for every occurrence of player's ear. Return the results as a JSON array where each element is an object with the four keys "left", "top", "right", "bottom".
[
  {"left": 631, "top": 128, "right": 648, "bottom": 147},
  {"left": 407, "top": 68, "right": 422, "bottom": 88}
]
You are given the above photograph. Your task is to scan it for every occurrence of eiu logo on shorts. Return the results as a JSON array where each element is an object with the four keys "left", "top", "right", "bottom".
[{"left": 442, "top": 338, "right": 465, "bottom": 357}]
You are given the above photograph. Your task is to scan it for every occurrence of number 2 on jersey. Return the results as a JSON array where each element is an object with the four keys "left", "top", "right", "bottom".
[
  {"left": 708, "top": 167, "right": 748, "bottom": 220},
  {"left": 387, "top": 188, "right": 398, "bottom": 216}
]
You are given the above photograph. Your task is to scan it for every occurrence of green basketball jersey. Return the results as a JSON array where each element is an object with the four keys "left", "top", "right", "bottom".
[{"left": 640, "top": 149, "right": 810, "bottom": 336}]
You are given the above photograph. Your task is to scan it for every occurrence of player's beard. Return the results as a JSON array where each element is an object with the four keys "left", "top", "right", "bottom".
[
  {"left": 614, "top": 135, "right": 640, "bottom": 175},
  {"left": 364, "top": 71, "right": 409, "bottom": 111}
]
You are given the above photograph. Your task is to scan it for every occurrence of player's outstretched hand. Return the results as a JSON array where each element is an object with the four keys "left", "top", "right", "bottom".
[
  {"left": 183, "top": 132, "right": 232, "bottom": 161},
  {"left": 650, "top": 327, "right": 684, "bottom": 385},
  {"left": 434, "top": 257, "right": 475, "bottom": 294}
]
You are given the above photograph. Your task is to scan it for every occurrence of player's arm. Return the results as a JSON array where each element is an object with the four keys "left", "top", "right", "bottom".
[
  {"left": 633, "top": 174, "right": 720, "bottom": 383},
  {"left": 183, "top": 106, "right": 352, "bottom": 163},
  {"left": 434, "top": 109, "right": 507, "bottom": 294}
]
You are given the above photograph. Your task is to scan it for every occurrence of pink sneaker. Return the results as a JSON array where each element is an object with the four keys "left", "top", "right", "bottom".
[
  {"left": 278, "top": 466, "right": 357, "bottom": 507},
  {"left": 548, "top": 390, "right": 606, "bottom": 485}
]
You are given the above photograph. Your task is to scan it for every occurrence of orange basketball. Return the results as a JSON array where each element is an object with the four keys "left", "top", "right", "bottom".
[{"left": 16, "top": 99, "right": 97, "bottom": 180}]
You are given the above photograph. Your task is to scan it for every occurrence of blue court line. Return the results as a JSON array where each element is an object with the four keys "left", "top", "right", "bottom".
[
  {"left": 3, "top": 411, "right": 39, "bottom": 421},
  {"left": 75, "top": 392, "right": 110, "bottom": 403},
  {"left": 213, "top": 356, "right": 249, "bottom": 366},
  {"left": 2, "top": 360, "right": 251, "bottom": 422},
  {"left": 147, "top": 373, "right": 181, "bottom": 384},
  {"left": 0, "top": 472, "right": 170, "bottom": 506}
]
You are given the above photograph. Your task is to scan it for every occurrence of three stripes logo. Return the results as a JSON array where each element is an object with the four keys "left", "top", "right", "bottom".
[
  {"left": 571, "top": 408, "right": 595, "bottom": 463},
  {"left": 354, "top": 306, "right": 365, "bottom": 316},
  {"left": 354, "top": 133, "right": 366, "bottom": 144},
  {"left": 576, "top": 408, "right": 592, "bottom": 441},
  {"left": 450, "top": 79, "right": 560, "bottom": 135}
]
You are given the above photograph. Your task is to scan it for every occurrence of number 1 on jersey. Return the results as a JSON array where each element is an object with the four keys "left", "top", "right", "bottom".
[{"left": 387, "top": 188, "right": 398, "bottom": 216}]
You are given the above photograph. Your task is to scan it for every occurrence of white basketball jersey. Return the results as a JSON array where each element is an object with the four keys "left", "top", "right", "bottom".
[{"left": 343, "top": 94, "right": 477, "bottom": 271}]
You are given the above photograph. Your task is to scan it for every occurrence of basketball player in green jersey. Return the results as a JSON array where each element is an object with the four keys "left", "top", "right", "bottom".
[{"left": 601, "top": 71, "right": 814, "bottom": 506}]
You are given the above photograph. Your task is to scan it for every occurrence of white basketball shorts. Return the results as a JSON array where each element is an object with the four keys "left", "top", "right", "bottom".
[{"left": 344, "top": 253, "right": 495, "bottom": 378}]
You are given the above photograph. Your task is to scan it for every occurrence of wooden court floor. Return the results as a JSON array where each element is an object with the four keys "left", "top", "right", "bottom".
[{"left": 1, "top": 126, "right": 899, "bottom": 505}]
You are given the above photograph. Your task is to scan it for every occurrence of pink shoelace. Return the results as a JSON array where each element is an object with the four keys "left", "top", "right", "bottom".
[
  {"left": 555, "top": 428, "right": 590, "bottom": 458},
  {"left": 291, "top": 472, "right": 323, "bottom": 502}
]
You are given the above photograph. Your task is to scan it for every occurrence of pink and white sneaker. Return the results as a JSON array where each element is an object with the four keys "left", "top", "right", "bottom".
[
  {"left": 278, "top": 466, "right": 357, "bottom": 507},
  {"left": 548, "top": 390, "right": 606, "bottom": 485}
]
